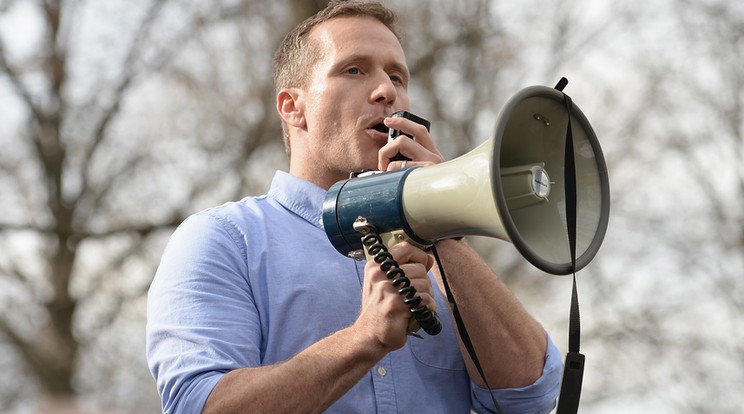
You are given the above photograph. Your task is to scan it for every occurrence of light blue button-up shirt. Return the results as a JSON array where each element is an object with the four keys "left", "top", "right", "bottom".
[{"left": 146, "top": 171, "right": 562, "bottom": 414}]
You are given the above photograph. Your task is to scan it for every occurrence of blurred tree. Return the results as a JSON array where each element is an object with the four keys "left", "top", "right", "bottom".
[
  {"left": 537, "top": 1, "right": 744, "bottom": 412},
  {"left": 1, "top": 0, "right": 741, "bottom": 413},
  {"left": 614, "top": 1, "right": 743, "bottom": 412},
  {"left": 0, "top": 0, "right": 306, "bottom": 411}
]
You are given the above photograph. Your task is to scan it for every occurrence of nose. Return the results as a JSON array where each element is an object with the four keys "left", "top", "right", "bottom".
[{"left": 370, "top": 73, "right": 397, "bottom": 106}]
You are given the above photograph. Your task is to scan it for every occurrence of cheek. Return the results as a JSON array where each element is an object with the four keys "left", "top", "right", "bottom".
[
  {"left": 308, "top": 91, "right": 343, "bottom": 126},
  {"left": 398, "top": 90, "right": 411, "bottom": 108},
  {"left": 303, "top": 101, "right": 333, "bottom": 136},
  {"left": 390, "top": 82, "right": 409, "bottom": 101}
]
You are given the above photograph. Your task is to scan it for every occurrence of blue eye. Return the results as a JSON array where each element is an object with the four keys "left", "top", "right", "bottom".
[{"left": 347, "top": 67, "right": 360, "bottom": 75}]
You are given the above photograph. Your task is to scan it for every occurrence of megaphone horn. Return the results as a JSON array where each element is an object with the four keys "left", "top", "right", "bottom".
[{"left": 322, "top": 85, "right": 610, "bottom": 275}]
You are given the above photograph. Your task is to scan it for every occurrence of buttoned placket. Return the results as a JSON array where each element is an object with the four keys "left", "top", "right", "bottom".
[
  {"left": 323, "top": 189, "right": 397, "bottom": 412},
  {"left": 371, "top": 353, "right": 397, "bottom": 413}
]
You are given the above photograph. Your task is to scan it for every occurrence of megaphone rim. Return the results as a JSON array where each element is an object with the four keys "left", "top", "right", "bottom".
[{"left": 491, "top": 85, "right": 611, "bottom": 275}]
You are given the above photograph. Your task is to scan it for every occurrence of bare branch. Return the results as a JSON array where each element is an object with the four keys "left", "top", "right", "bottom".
[
  {"left": 78, "top": 213, "right": 184, "bottom": 240},
  {"left": 77, "top": 1, "right": 244, "bottom": 205},
  {"left": 0, "top": 40, "right": 45, "bottom": 124},
  {"left": 78, "top": 0, "right": 170, "bottom": 197},
  {"left": 77, "top": 251, "right": 155, "bottom": 343},
  {"left": 0, "top": 318, "right": 40, "bottom": 380},
  {"left": 0, "top": 255, "right": 43, "bottom": 302},
  {"left": 0, "top": 223, "right": 52, "bottom": 233}
]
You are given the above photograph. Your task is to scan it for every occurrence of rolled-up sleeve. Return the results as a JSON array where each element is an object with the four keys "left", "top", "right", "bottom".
[
  {"left": 471, "top": 333, "right": 563, "bottom": 414},
  {"left": 146, "top": 212, "right": 259, "bottom": 414}
]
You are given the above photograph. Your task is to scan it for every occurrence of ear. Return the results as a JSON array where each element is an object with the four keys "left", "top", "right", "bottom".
[{"left": 276, "top": 88, "right": 306, "bottom": 130}]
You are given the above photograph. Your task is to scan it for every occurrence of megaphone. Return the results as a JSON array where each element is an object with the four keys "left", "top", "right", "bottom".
[{"left": 322, "top": 85, "right": 609, "bottom": 275}]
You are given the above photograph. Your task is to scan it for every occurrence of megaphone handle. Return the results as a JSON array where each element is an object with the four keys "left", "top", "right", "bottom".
[{"left": 354, "top": 219, "right": 442, "bottom": 337}]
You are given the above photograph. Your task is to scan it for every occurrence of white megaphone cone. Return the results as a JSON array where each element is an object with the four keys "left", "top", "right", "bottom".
[{"left": 323, "top": 85, "right": 610, "bottom": 275}]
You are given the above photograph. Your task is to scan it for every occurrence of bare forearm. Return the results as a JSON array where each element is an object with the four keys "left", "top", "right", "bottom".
[
  {"left": 202, "top": 326, "right": 385, "bottom": 414},
  {"left": 433, "top": 238, "right": 547, "bottom": 389}
]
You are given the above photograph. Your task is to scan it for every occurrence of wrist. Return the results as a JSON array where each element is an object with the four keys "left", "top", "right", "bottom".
[{"left": 344, "top": 322, "right": 393, "bottom": 363}]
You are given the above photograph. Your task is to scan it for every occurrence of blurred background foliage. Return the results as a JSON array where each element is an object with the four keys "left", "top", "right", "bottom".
[{"left": 0, "top": 0, "right": 741, "bottom": 412}]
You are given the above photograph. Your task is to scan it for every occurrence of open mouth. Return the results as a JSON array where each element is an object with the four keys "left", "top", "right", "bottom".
[{"left": 371, "top": 122, "right": 388, "bottom": 134}]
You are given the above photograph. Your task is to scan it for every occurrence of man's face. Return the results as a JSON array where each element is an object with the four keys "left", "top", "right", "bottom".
[{"left": 298, "top": 17, "right": 410, "bottom": 186}]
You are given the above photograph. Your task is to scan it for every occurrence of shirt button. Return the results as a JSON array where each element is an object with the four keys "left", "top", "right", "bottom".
[{"left": 376, "top": 366, "right": 387, "bottom": 377}]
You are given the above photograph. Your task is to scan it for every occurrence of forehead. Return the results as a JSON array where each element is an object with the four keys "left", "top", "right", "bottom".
[{"left": 309, "top": 16, "right": 407, "bottom": 70}]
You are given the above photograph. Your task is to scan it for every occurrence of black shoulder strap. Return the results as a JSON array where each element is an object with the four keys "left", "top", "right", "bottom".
[
  {"left": 431, "top": 78, "right": 586, "bottom": 414},
  {"left": 555, "top": 77, "right": 585, "bottom": 414},
  {"left": 431, "top": 245, "right": 506, "bottom": 414}
]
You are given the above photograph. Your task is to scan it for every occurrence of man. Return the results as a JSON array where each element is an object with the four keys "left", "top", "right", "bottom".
[{"left": 146, "top": 1, "right": 562, "bottom": 413}]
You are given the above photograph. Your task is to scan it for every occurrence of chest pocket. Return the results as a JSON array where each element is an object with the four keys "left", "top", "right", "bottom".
[{"left": 407, "top": 288, "right": 467, "bottom": 371}]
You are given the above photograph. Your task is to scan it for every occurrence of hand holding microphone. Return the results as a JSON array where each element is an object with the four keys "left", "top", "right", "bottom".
[{"left": 378, "top": 111, "right": 443, "bottom": 171}]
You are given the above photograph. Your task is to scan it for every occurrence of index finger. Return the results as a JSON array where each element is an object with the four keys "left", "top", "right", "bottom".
[
  {"left": 378, "top": 123, "right": 443, "bottom": 171},
  {"left": 383, "top": 116, "right": 438, "bottom": 153},
  {"left": 388, "top": 242, "right": 435, "bottom": 271}
]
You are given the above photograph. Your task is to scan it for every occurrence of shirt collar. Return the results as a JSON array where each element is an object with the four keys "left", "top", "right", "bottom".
[{"left": 267, "top": 171, "right": 327, "bottom": 229}]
